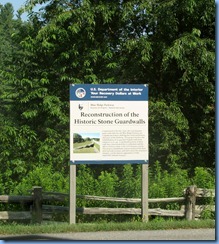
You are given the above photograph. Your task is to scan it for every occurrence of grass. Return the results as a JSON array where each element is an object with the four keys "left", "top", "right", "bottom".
[
  {"left": 73, "top": 141, "right": 99, "bottom": 153},
  {"left": 73, "top": 141, "right": 90, "bottom": 147},
  {"left": 94, "top": 143, "right": 100, "bottom": 151},
  {"left": 0, "top": 219, "right": 215, "bottom": 236},
  {"left": 74, "top": 147, "right": 97, "bottom": 153}
]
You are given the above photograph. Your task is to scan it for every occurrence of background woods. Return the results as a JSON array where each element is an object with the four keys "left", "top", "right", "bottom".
[{"left": 0, "top": 0, "right": 215, "bottom": 222}]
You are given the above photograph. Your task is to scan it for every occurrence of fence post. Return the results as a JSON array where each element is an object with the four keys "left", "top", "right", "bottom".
[
  {"left": 185, "top": 185, "right": 197, "bottom": 220},
  {"left": 32, "top": 186, "right": 43, "bottom": 224}
]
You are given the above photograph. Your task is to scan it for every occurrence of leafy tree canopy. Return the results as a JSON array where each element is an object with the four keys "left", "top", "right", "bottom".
[{"left": 0, "top": 0, "right": 215, "bottom": 193}]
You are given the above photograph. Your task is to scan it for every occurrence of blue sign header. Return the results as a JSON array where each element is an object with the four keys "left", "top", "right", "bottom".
[{"left": 70, "top": 84, "right": 148, "bottom": 101}]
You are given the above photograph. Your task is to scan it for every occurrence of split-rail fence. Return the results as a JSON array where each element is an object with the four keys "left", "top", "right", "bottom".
[{"left": 0, "top": 185, "right": 215, "bottom": 223}]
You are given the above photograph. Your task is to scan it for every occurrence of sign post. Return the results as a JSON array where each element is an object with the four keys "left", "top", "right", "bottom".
[
  {"left": 69, "top": 164, "right": 76, "bottom": 224},
  {"left": 142, "top": 164, "right": 149, "bottom": 222},
  {"left": 69, "top": 84, "right": 148, "bottom": 224}
]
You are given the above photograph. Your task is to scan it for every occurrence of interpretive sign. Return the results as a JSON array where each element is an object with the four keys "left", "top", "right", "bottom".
[{"left": 70, "top": 84, "right": 148, "bottom": 164}]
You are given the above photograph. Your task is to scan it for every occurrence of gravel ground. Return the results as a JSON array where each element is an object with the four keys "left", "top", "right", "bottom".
[{"left": 0, "top": 228, "right": 215, "bottom": 241}]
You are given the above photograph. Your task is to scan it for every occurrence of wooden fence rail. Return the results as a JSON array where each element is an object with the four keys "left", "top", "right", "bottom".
[{"left": 0, "top": 185, "right": 215, "bottom": 223}]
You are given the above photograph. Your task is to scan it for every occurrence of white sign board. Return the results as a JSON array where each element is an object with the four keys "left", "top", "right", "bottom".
[{"left": 70, "top": 84, "right": 148, "bottom": 164}]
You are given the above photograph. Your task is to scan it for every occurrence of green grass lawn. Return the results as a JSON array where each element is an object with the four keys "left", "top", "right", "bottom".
[
  {"left": 73, "top": 141, "right": 100, "bottom": 153},
  {"left": 0, "top": 219, "right": 215, "bottom": 235},
  {"left": 73, "top": 141, "right": 91, "bottom": 147},
  {"left": 74, "top": 147, "right": 97, "bottom": 153}
]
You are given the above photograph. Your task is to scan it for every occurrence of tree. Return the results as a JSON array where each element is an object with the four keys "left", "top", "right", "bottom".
[
  {"left": 0, "top": 4, "right": 34, "bottom": 193},
  {"left": 0, "top": 0, "right": 215, "bottom": 193},
  {"left": 2, "top": 0, "right": 154, "bottom": 175},
  {"left": 74, "top": 133, "right": 83, "bottom": 143},
  {"left": 0, "top": 3, "right": 15, "bottom": 123},
  {"left": 149, "top": 0, "right": 215, "bottom": 169},
  {"left": 24, "top": 0, "right": 216, "bottom": 169},
  {"left": 149, "top": 100, "right": 190, "bottom": 170}
]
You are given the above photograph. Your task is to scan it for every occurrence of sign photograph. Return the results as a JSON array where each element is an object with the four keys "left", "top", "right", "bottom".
[{"left": 70, "top": 84, "right": 148, "bottom": 165}]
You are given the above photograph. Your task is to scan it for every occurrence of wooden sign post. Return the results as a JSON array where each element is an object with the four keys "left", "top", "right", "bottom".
[
  {"left": 142, "top": 164, "right": 149, "bottom": 222},
  {"left": 69, "top": 164, "right": 76, "bottom": 224}
]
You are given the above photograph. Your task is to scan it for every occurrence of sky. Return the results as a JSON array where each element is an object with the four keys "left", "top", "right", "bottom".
[
  {"left": 0, "top": 0, "right": 45, "bottom": 20},
  {"left": 0, "top": 0, "right": 26, "bottom": 12},
  {"left": 78, "top": 133, "right": 100, "bottom": 139}
]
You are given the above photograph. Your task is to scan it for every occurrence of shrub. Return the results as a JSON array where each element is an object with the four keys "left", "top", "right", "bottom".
[
  {"left": 12, "top": 165, "right": 68, "bottom": 195},
  {"left": 192, "top": 167, "right": 215, "bottom": 189}
]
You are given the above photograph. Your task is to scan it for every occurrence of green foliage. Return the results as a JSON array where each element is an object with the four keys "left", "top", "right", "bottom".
[
  {"left": 0, "top": 3, "right": 14, "bottom": 68},
  {"left": 192, "top": 167, "right": 215, "bottom": 189},
  {"left": 77, "top": 165, "right": 96, "bottom": 196},
  {"left": 0, "top": 0, "right": 215, "bottom": 206},
  {"left": 149, "top": 101, "right": 190, "bottom": 170},
  {"left": 151, "top": 0, "right": 215, "bottom": 169},
  {"left": 149, "top": 161, "right": 191, "bottom": 210},
  {"left": 13, "top": 165, "right": 69, "bottom": 195},
  {"left": 75, "top": 163, "right": 215, "bottom": 222},
  {"left": 200, "top": 202, "right": 215, "bottom": 220},
  {"left": 193, "top": 167, "right": 216, "bottom": 220},
  {"left": 96, "top": 169, "right": 118, "bottom": 197},
  {"left": 0, "top": 125, "right": 37, "bottom": 193},
  {"left": 77, "top": 164, "right": 141, "bottom": 200},
  {"left": 118, "top": 164, "right": 141, "bottom": 198},
  {"left": 73, "top": 133, "right": 83, "bottom": 143},
  {"left": 0, "top": 161, "right": 216, "bottom": 222}
]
